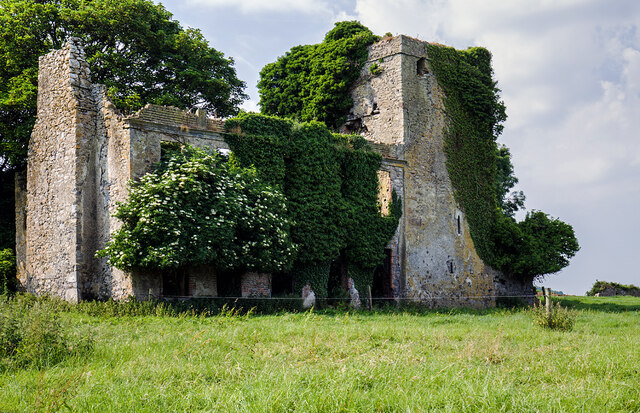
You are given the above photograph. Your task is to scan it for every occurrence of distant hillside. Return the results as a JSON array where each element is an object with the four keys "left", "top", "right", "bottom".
[
  {"left": 535, "top": 287, "right": 565, "bottom": 296},
  {"left": 586, "top": 281, "right": 640, "bottom": 297}
]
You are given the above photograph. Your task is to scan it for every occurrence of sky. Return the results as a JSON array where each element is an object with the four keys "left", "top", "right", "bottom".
[{"left": 158, "top": 0, "right": 640, "bottom": 295}]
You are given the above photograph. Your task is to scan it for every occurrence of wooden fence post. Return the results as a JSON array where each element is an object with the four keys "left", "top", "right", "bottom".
[
  {"left": 544, "top": 287, "right": 551, "bottom": 316},
  {"left": 367, "top": 286, "right": 373, "bottom": 311}
]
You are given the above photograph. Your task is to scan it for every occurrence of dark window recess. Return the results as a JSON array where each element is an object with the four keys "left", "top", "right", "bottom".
[
  {"left": 328, "top": 252, "right": 348, "bottom": 298},
  {"left": 447, "top": 261, "right": 454, "bottom": 274},
  {"left": 216, "top": 268, "right": 243, "bottom": 297},
  {"left": 272, "top": 272, "right": 295, "bottom": 296},
  {"left": 417, "top": 58, "right": 428, "bottom": 76},
  {"left": 162, "top": 270, "right": 190, "bottom": 297},
  {"left": 372, "top": 248, "right": 394, "bottom": 299},
  {"left": 371, "top": 102, "right": 380, "bottom": 115},
  {"left": 343, "top": 117, "right": 368, "bottom": 134},
  {"left": 457, "top": 215, "right": 461, "bottom": 235}
]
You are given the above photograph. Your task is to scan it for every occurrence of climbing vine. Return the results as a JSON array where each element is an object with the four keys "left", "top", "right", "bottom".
[
  {"left": 426, "top": 43, "right": 579, "bottom": 277},
  {"left": 258, "top": 21, "right": 378, "bottom": 129},
  {"left": 225, "top": 113, "right": 401, "bottom": 294},
  {"left": 425, "top": 44, "right": 506, "bottom": 266}
]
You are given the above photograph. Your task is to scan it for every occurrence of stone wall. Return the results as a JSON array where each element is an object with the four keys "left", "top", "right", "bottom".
[
  {"left": 190, "top": 266, "right": 218, "bottom": 297},
  {"left": 22, "top": 39, "right": 93, "bottom": 302},
  {"left": 494, "top": 273, "right": 536, "bottom": 305},
  {"left": 19, "top": 39, "right": 228, "bottom": 301},
  {"left": 350, "top": 36, "right": 497, "bottom": 307},
  {"left": 241, "top": 272, "right": 272, "bottom": 298}
]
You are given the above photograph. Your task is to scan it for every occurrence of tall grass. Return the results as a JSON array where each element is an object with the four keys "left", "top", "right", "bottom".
[{"left": 0, "top": 295, "right": 638, "bottom": 412}]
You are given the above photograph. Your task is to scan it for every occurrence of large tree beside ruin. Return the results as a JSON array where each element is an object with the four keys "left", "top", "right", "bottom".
[
  {"left": 0, "top": 0, "right": 247, "bottom": 173},
  {"left": 0, "top": 0, "right": 247, "bottom": 250}
]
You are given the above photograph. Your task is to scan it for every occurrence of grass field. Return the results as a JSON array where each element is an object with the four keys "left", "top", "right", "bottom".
[{"left": 1, "top": 295, "right": 639, "bottom": 412}]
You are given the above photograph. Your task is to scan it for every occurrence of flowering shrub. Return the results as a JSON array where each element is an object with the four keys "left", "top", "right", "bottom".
[{"left": 98, "top": 146, "right": 297, "bottom": 273}]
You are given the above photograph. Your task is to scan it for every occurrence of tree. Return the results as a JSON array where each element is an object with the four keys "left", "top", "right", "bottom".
[
  {"left": 0, "top": 0, "right": 246, "bottom": 172},
  {"left": 98, "top": 145, "right": 296, "bottom": 274},
  {"left": 494, "top": 211, "right": 580, "bottom": 280},
  {"left": 495, "top": 145, "right": 525, "bottom": 217},
  {"left": 258, "top": 21, "right": 378, "bottom": 129}
]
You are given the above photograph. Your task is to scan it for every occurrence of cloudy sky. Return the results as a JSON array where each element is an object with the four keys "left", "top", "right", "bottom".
[{"left": 159, "top": 0, "right": 639, "bottom": 295}]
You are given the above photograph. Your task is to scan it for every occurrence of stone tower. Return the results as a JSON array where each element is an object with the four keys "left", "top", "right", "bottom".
[
  {"left": 347, "top": 36, "right": 498, "bottom": 307},
  {"left": 21, "top": 39, "right": 95, "bottom": 302}
]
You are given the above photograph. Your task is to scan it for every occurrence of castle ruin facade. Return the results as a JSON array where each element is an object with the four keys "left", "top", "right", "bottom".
[{"left": 16, "top": 37, "right": 532, "bottom": 306}]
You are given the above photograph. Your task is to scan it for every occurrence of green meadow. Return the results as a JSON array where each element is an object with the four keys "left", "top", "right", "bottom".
[{"left": 1, "top": 295, "right": 639, "bottom": 412}]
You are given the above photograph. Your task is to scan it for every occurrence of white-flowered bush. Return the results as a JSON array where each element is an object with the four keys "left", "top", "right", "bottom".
[{"left": 98, "top": 145, "right": 297, "bottom": 273}]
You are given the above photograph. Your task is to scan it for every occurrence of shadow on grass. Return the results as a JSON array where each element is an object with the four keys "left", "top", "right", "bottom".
[
  {"left": 9, "top": 293, "right": 637, "bottom": 319},
  {"left": 553, "top": 296, "right": 640, "bottom": 312}
]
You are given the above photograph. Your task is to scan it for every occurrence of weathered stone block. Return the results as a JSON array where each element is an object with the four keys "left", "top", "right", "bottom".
[{"left": 241, "top": 272, "right": 271, "bottom": 298}]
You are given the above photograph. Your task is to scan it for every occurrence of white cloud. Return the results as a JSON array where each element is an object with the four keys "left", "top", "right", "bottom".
[
  {"left": 240, "top": 99, "right": 260, "bottom": 113},
  {"left": 184, "top": 0, "right": 332, "bottom": 14},
  {"left": 353, "top": 0, "right": 449, "bottom": 42}
]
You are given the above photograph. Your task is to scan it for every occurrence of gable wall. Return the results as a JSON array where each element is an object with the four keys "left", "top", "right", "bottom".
[{"left": 350, "top": 36, "right": 497, "bottom": 307}]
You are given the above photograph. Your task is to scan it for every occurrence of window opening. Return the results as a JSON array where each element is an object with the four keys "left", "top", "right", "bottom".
[{"left": 417, "top": 58, "right": 427, "bottom": 76}]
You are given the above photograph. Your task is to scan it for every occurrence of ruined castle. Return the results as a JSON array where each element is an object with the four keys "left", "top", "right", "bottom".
[{"left": 16, "top": 37, "right": 531, "bottom": 306}]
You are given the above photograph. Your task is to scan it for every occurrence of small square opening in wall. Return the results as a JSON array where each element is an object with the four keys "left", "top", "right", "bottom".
[
  {"left": 417, "top": 58, "right": 428, "bottom": 76},
  {"left": 447, "top": 260, "right": 454, "bottom": 274}
]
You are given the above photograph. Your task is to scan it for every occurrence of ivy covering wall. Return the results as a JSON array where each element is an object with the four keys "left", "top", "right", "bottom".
[
  {"left": 225, "top": 113, "right": 401, "bottom": 296},
  {"left": 425, "top": 43, "right": 579, "bottom": 279}
]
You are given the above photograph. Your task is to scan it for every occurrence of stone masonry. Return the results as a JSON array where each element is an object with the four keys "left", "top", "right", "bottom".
[
  {"left": 347, "top": 36, "right": 499, "bottom": 307},
  {"left": 18, "top": 39, "right": 229, "bottom": 301},
  {"left": 18, "top": 37, "right": 514, "bottom": 306}
]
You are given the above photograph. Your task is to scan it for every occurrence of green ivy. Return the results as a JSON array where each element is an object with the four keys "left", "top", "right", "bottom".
[
  {"left": 425, "top": 43, "right": 506, "bottom": 266},
  {"left": 292, "top": 261, "right": 332, "bottom": 298},
  {"left": 426, "top": 44, "right": 579, "bottom": 278},
  {"left": 258, "top": 21, "right": 378, "bottom": 129},
  {"left": 224, "top": 113, "right": 401, "bottom": 292}
]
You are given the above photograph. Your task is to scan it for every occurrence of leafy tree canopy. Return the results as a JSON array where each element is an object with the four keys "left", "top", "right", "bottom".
[
  {"left": 0, "top": 0, "right": 247, "bottom": 171},
  {"left": 258, "top": 21, "right": 378, "bottom": 129},
  {"left": 493, "top": 211, "right": 579, "bottom": 280}
]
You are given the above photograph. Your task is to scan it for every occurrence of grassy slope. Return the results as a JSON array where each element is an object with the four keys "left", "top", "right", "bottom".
[{"left": 1, "top": 297, "right": 639, "bottom": 412}]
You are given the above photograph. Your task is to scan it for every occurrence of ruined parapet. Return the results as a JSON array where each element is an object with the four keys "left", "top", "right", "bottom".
[{"left": 351, "top": 36, "right": 496, "bottom": 307}]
